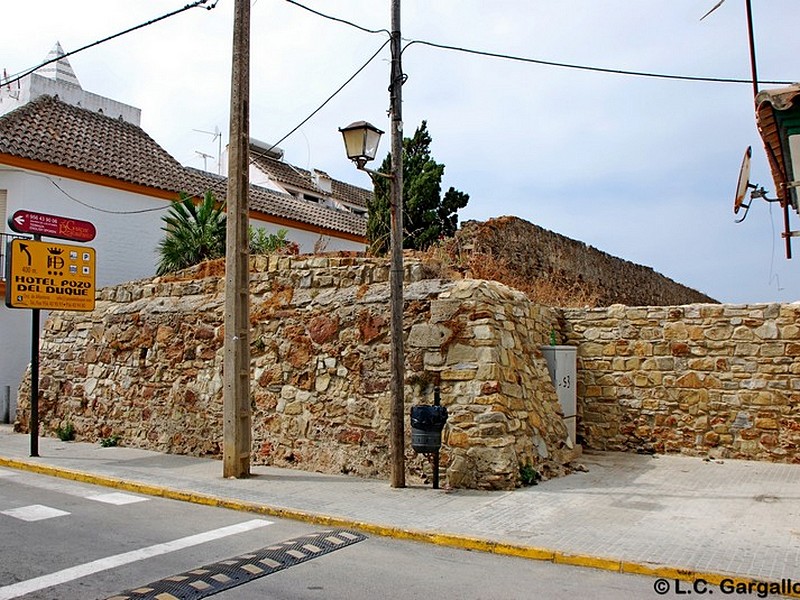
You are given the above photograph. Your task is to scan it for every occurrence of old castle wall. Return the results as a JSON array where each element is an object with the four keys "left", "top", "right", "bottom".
[
  {"left": 563, "top": 303, "right": 800, "bottom": 461},
  {"left": 15, "top": 255, "right": 573, "bottom": 490},
  {"left": 455, "top": 217, "right": 717, "bottom": 306}
]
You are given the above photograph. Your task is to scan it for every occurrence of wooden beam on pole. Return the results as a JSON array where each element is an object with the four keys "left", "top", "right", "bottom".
[
  {"left": 223, "top": 0, "right": 251, "bottom": 479},
  {"left": 388, "top": 0, "right": 406, "bottom": 488}
]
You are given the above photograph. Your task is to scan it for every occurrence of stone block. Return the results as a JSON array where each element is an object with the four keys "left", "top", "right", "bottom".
[
  {"left": 408, "top": 323, "right": 451, "bottom": 348},
  {"left": 441, "top": 366, "right": 477, "bottom": 381}
]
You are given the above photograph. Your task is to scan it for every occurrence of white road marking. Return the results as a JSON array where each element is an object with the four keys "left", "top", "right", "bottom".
[
  {"left": 0, "top": 518, "right": 273, "bottom": 600},
  {"left": 85, "top": 492, "right": 148, "bottom": 505},
  {"left": 1, "top": 504, "right": 70, "bottom": 522}
]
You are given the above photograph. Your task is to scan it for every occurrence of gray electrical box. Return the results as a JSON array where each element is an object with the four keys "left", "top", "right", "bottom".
[{"left": 540, "top": 345, "right": 577, "bottom": 445}]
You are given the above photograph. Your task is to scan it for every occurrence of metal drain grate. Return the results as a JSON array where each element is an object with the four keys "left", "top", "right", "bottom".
[{"left": 106, "top": 529, "right": 367, "bottom": 600}]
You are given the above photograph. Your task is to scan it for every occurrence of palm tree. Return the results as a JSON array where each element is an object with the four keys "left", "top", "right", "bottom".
[{"left": 156, "top": 191, "right": 226, "bottom": 275}]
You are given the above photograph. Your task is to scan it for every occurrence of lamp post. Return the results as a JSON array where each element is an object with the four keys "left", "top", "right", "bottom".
[{"left": 339, "top": 0, "right": 406, "bottom": 489}]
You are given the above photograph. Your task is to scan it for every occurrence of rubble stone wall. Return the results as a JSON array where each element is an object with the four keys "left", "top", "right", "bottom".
[
  {"left": 562, "top": 303, "right": 800, "bottom": 462},
  {"left": 15, "top": 255, "right": 572, "bottom": 490}
]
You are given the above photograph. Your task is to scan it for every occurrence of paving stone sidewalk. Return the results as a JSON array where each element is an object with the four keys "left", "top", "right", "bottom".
[{"left": 1, "top": 425, "right": 799, "bottom": 586}]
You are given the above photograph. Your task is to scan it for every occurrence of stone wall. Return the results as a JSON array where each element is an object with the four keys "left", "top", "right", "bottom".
[
  {"left": 562, "top": 303, "right": 800, "bottom": 462},
  {"left": 15, "top": 255, "right": 573, "bottom": 490}
]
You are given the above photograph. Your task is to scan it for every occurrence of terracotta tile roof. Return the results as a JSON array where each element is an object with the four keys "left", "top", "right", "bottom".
[
  {"left": 250, "top": 152, "right": 371, "bottom": 209},
  {"left": 0, "top": 94, "right": 191, "bottom": 192},
  {"left": 331, "top": 178, "right": 372, "bottom": 209},
  {"left": 0, "top": 95, "right": 367, "bottom": 238}
]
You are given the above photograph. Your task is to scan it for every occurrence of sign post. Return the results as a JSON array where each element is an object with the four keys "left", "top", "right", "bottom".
[
  {"left": 9, "top": 210, "right": 96, "bottom": 242},
  {"left": 5, "top": 211, "right": 96, "bottom": 457}
]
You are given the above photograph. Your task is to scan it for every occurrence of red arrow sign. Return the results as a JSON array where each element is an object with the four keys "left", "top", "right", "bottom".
[{"left": 8, "top": 210, "right": 96, "bottom": 242}]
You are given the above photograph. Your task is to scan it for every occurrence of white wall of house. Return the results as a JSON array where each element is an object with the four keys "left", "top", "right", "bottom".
[
  {"left": 0, "top": 73, "right": 142, "bottom": 125},
  {"left": 0, "top": 310, "right": 31, "bottom": 421}
]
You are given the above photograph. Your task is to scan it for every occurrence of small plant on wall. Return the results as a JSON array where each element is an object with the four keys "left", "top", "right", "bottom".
[
  {"left": 100, "top": 435, "right": 120, "bottom": 448},
  {"left": 519, "top": 462, "right": 540, "bottom": 486}
]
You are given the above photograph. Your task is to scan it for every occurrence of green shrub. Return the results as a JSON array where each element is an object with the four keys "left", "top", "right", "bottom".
[
  {"left": 55, "top": 422, "right": 75, "bottom": 442},
  {"left": 519, "top": 462, "right": 540, "bottom": 486},
  {"left": 100, "top": 435, "right": 120, "bottom": 448}
]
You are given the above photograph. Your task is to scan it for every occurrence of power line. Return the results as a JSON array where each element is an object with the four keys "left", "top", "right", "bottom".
[
  {"left": 1, "top": 0, "right": 220, "bottom": 89},
  {"left": 403, "top": 39, "right": 792, "bottom": 86},
  {"left": 282, "top": 0, "right": 793, "bottom": 87},
  {"left": 282, "top": 0, "right": 389, "bottom": 36}
]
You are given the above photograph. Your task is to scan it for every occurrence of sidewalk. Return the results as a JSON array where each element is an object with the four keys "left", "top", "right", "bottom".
[{"left": 1, "top": 424, "right": 799, "bottom": 592}]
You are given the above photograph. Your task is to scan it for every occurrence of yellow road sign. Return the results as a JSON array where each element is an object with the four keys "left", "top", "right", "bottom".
[{"left": 4, "top": 239, "right": 96, "bottom": 311}]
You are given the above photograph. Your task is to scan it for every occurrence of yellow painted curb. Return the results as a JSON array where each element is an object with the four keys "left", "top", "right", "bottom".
[
  {"left": 554, "top": 551, "right": 621, "bottom": 572},
  {"left": 2, "top": 456, "right": 798, "bottom": 598}
]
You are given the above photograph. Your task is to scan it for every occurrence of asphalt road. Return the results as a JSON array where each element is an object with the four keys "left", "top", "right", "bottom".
[{"left": 0, "top": 467, "right": 734, "bottom": 600}]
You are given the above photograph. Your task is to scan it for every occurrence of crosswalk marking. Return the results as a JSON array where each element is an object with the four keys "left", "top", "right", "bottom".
[
  {"left": 86, "top": 492, "right": 148, "bottom": 506},
  {"left": 0, "top": 519, "right": 272, "bottom": 600},
  {"left": 1, "top": 504, "right": 70, "bottom": 522}
]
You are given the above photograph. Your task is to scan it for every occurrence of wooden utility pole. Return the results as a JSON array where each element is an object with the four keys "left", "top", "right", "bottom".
[
  {"left": 388, "top": 0, "right": 406, "bottom": 488},
  {"left": 223, "top": 0, "right": 251, "bottom": 479}
]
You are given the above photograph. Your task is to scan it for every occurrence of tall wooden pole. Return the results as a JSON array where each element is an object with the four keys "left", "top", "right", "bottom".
[
  {"left": 744, "top": 0, "right": 759, "bottom": 99},
  {"left": 223, "top": 0, "right": 251, "bottom": 479},
  {"left": 388, "top": 0, "right": 405, "bottom": 488}
]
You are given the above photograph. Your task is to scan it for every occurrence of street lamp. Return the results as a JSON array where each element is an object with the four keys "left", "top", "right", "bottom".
[
  {"left": 339, "top": 121, "right": 385, "bottom": 172},
  {"left": 340, "top": 0, "right": 405, "bottom": 490}
]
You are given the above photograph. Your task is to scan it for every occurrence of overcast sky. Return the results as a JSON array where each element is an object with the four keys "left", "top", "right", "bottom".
[{"left": 4, "top": 0, "right": 799, "bottom": 303}]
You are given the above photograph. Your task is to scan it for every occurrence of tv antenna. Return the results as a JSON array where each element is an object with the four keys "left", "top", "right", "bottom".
[
  {"left": 195, "top": 150, "right": 214, "bottom": 172},
  {"left": 193, "top": 126, "right": 223, "bottom": 175}
]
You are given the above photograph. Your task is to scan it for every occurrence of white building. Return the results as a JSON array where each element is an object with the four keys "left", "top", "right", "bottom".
[{"left": 0, "top": 44, "right": 369, "bottom": 418}]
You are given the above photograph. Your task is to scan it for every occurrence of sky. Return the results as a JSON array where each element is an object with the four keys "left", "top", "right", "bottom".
[{"left": 3, "top": 0, "right": 799, "bottom": 304}]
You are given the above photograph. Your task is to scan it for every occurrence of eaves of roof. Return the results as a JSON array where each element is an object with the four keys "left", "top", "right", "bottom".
[{"left": 755, "top": 84, "right": 800, "bottom": 207}]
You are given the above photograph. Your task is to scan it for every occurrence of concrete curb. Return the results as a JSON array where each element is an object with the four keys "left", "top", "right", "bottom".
[{"left": 2, "top": 456, "right": 798, "bottom": 598}]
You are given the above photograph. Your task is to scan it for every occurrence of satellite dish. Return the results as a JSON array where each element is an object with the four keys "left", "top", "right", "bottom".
[
  {"left": 733, "top": 146, "right": 779, "bottom": 224},
  {"left": 734, "top": 146, "right": 752, "bottom": 215}
]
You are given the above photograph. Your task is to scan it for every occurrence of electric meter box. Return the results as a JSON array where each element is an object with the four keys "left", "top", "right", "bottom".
[{"left": 540, "top": 345, "right": 577, "bottom": 445}]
